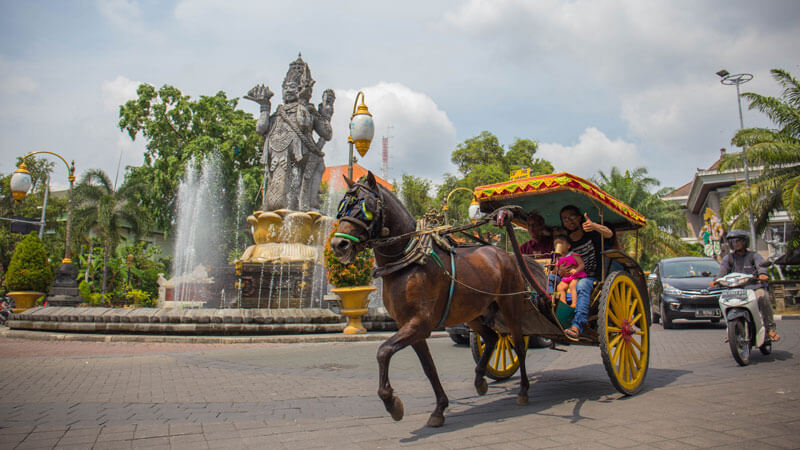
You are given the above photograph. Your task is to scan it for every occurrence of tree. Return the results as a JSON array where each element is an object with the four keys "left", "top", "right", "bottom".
[
  {"left": 73, "top": 169, "right": 150, "bottom": 293},
  {"left": 4, "top": 232, "right": 54, "bottom": 293},
  {"left": 439, "top": 131, "right": 554, "bottom": 223},
  {"left": 719, "top": 69, "right": 800, "bottom": 242},
  {"left": 596, "top": 167, "right": 689, "bottom": 269},
  {"left": 118, "top": 84, "right": 263, "bottom": 231},
  {"left": 399, "top": 174, "right": 436, "bottom": 219}
]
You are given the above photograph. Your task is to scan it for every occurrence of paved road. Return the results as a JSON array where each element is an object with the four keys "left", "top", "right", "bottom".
[{"left": 0, "top": 320, "right": 798, "bottom": 449}]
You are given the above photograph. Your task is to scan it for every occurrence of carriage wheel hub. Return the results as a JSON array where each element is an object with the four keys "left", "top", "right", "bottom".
[{"left": 621, "top": 320, "right": 633, "bottom": 343}]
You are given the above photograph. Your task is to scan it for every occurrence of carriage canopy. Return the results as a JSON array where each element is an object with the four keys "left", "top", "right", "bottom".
[{"left": 474, "top": 172, "right": 646, "bottom": 231}]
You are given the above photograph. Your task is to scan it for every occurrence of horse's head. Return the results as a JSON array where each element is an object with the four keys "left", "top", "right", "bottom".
[{"left": 330, "top": 171, "right": 386, "bottom": 264}]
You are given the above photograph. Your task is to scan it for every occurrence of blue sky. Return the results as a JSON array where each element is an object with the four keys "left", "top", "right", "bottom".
[{"left": 1, "top": 0, "right": 798, "bottom": 193}]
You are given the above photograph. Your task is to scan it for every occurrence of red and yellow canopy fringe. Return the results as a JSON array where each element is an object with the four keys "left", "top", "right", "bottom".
[{"left": 474, "top": 172, "right": 646, "bottom": 228}]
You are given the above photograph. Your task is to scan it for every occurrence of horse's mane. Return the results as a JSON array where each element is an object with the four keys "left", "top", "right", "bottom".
[{"left": 375, "top": 183, "right": 416, "bottom": 234}]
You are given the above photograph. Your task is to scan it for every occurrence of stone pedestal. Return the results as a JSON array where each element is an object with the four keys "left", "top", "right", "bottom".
[{"left": 46, "top": 262, "right": 81, "bottom": 307}]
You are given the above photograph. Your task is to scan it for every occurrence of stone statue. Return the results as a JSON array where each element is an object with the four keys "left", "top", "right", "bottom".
[{"left": 245, "top": 54, "right": 334, "bottom": 211}]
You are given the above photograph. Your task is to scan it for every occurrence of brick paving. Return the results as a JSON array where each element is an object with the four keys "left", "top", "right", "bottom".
[{"left": 0, "top": 320, "right": 798, "bottom": 449}]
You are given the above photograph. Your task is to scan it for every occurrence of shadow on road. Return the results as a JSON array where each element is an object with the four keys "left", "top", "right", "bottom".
[{"left": 400, "top": 364, "right": 692, "bottom": 443}]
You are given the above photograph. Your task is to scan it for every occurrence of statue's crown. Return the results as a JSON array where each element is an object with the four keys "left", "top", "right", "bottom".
[{"left": 284, "top": 53, "right": 315, "bottom": 98}]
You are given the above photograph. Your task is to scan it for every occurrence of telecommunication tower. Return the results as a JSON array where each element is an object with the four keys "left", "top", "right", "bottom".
[{"left": 381, "top": 124, "right": 393, "bottom": 180}]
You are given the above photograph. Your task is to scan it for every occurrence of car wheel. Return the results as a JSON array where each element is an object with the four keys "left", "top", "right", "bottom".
[
  {"left": 529, "top": 336, "right": 551, "bottom": 348},
  {"left": 660, "top": 301, "right": 674, "bottom": 329},
  {"left": 448, "top": 332, "right": 469, "bottom": 346}
]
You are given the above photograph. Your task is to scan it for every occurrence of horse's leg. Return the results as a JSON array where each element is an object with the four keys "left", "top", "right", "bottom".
[
  {"left": 411, "top": 340, "right": 449, "bottom": 427},
  {"left": 498, "top": 301, "right": 530, "bottom": 406},
  {"left": 466, "top": 318, "right": 498, "bottom": 396},
  {"left": 377, "top": 320, "right": 428, "bottom": 422}
]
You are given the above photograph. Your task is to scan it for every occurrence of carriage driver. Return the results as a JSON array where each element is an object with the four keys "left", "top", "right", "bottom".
[
  {"left": 559, "top": 205, "right": 613, "bottom": 341},
  {"left": 519, "top": 212, "right": 554, "bottom": 258}
]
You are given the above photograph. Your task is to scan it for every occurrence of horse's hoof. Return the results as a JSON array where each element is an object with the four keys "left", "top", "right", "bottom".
[
  {"left": 427, "top": 414, "right": 445, "bottom": 428},
  {"left": 476, "top": 378, "right": 488, "bottom": 396},
  {"left": 390, "top": 397, "right": 404, "bottom": 421},
  {"left": 517, "top": 394, "right": 529, "bottom": 406}
]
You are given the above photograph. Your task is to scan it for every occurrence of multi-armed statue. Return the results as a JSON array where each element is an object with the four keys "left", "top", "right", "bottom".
[{"left": 239, "top": 55, "right": 334, "bottom": 267}]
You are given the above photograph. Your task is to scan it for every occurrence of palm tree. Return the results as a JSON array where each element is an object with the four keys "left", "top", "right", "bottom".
[
  {"left": 73, "top": 169, "right": 150, "bottom": 293},
  {"left": 596, "top": 167, "right": 689, "bottom": 268},
  {"left": 719, "top": 69, "right": 800, "bottom": 237}
]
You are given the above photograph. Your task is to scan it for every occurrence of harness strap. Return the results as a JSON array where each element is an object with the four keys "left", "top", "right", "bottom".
[{"left": 435, "top": 246, "right": 456, "bottom": 329}]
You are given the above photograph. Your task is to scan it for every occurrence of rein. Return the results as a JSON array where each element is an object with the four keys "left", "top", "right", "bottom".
[{"left": 336, "top": 187, "right": 544, "bottom": 327}]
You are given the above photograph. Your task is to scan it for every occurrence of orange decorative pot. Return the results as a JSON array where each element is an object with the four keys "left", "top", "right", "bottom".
[{"left": 331, "top": 285, "right": 377, "bottom": 334}]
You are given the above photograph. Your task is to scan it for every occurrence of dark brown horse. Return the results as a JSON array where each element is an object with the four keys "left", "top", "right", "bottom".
[{"left": 330, "top": 172, "right": 530, "bottom": 427}]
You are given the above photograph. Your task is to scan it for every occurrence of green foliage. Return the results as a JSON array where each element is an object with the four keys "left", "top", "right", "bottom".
[
  {"left": 86, "top": 292, "right": 112, "bottom": 307},
  {"left": 73, "top": 169, "right": 152, "bottom": 293},
  {"left": 118, "top": 84, "right": 263, "bottom": 232},
  {"left": 438, "top": 131, "right": 553, "bottom": 223},
  {"left": 4, "top": 232, "right": 54, "bottom": 292},
  {"left": 0, "top": 156, "right": 69, "bottom": 270},
  {"left": 595, "top": 167, "right": 690, "bottom": 268},
  {"left": 124, "top": 288, "right": 155, "bottom": 307},
  {"left": 324, "top": 223, "right": 374, "bottom": 287},
  {"left": 399, "top": 174, "right": 436, "bottom": 220},
  {"left": 78, "top": 280, "right": 92, "bottom": 302},
  {"left": 720, "top": 68, "right": 800, "bottom": 237}
]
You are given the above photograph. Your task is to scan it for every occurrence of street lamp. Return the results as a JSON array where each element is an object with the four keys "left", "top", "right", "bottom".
[
  {"left": 10, "top": 151, "right": 80, "bottom": 306},
  {"left": 348, "top": 91, "right": 374, "bottom": 180},
  {"left": 443, "top": 187, "right": 475, "bottom": 224},
  {"left": 717, "top": 69, "right": 757, "bottom": 247}
]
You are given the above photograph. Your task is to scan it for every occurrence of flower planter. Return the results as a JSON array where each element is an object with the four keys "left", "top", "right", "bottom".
[
  {"left": 7, "top": 291, "right": 45, "bottom": 312},
  {"left": 331, "top": 285, "right": 377, "bottom": 334}
]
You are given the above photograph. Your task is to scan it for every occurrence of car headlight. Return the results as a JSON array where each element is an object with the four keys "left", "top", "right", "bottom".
[{"left": 662, "top": 284, "right": 682, "bottom": 296}]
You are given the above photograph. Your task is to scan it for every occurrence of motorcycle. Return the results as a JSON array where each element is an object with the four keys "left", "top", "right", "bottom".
[
  {"left": 0, "top": 296, "right": 15, "bottom": 325},
  {"left": 716, "top": 271, "right": 773, "bottom": 366}
]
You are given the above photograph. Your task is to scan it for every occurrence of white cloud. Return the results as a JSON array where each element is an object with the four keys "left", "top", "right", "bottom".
[
  {"left": 0, "top": 75, "right": 37, "bottom": 95},
  {"left": 326, "top": 82, "right": 458, "bottom": 184},
  {"left": 0, "top": 56, "right": 38, "bottom": 95},
  {"left": 538, "top": 128, "right": 642, "bottom": 178},
  {"left": 101, "top": 75, "right": 141, "bottom": 111},
  {"left": 96, "top": 0, "right": 162, "bottom": 42}
]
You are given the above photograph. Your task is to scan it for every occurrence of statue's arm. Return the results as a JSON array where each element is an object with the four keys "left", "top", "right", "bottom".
[
  {"left": 256, "top": 106, "right": 272, "bottom": 137},
  {"left": 313, "top": 100, "right": 334, "bottom": 142}
]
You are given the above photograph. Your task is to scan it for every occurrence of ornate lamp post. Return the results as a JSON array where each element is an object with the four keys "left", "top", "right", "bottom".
[
  {"left": 348, "top": 91, "right": 374, "bottom": 180},
  {"left": 717, "top": 69, "right": 757, "bottom": 247},
  {"left": 443, "top": 187, "right": 476, "bottom": 224},
  {"left": 10, "top": 151, "right": 81, "bottom": 306}
]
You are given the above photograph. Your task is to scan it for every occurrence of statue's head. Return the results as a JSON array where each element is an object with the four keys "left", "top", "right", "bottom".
[
  {"left": 283, "top": 53, "right": 315, "bottom": 102},
  {"left": 282, "top": 81, "right": 299, "bottom": 103}
]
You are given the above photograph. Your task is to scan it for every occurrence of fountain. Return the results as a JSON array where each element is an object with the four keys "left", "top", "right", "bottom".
[{"left": 6, "top": 55, "right": 396, "bottom": 335}]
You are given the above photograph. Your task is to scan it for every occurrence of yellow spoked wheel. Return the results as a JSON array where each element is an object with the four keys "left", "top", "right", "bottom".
[
  {"left": 470, "top": 331, "right": 529, "bottom": 381},
  {"left": 599, "top": 271, "right": 650, "bottom": 395}
]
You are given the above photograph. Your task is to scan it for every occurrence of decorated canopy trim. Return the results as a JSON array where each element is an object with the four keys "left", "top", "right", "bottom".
[{"left": 474, "top": 172, "right": 646, "bottom": 227}]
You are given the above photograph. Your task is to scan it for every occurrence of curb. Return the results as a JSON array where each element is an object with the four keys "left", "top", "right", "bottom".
[
  {"left": 776, "top": 314, "right": 800, "bottom": 320},
  {"left": 0, "top": 326, "right": 448, "bottom": 344}
]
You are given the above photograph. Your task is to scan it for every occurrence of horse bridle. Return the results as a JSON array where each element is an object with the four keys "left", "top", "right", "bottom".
[{"left": 334, "top": 182, "right": 386, "bottom": 247}]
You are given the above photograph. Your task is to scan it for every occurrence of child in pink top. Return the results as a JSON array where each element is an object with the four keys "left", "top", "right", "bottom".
[{"left": 554, "top": 236, "right": 586, "bottom": 305}]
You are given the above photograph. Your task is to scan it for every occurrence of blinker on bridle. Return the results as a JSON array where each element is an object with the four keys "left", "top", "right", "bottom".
[{"left": 334, "top": 182, "right": 384, "bottom": 244}]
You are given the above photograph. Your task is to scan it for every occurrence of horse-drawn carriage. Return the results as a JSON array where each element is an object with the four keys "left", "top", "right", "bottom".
[
  {"left": 469, "top": 172, "right": 651, "bottom": 396},
  {"left": 330, "top": 171, "right": 650, "bottom": 427}
]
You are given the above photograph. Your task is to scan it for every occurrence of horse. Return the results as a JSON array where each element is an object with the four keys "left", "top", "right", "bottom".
[{"left": 330, "top": 171, "right": 532, "bottom": 427}]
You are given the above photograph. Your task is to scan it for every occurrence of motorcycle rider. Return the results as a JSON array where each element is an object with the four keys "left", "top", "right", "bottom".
[{"left": 711, "top": 229, "right": 780, "bottom": 342}]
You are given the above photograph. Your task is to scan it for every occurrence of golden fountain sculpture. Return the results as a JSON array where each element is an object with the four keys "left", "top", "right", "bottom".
[{"left": 238, "top": 209, "right": 334, "bottom": 264}]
